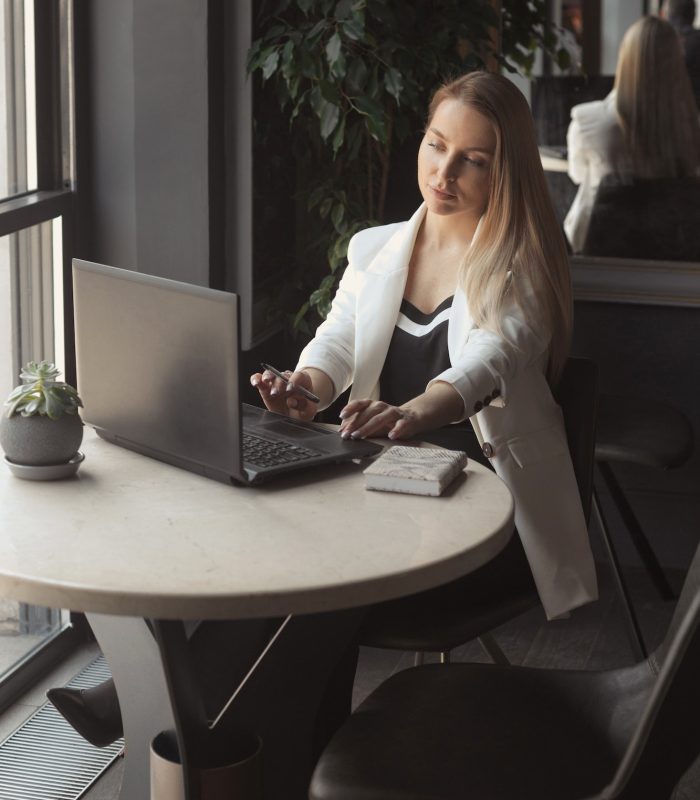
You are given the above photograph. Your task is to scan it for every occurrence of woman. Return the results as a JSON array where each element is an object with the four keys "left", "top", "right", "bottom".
[
  {"left": 564, "top": 15, "right": 700, "bottom": 253},
  {"left": 49, "top": 71, "right": 597, "bottom": 750},
  {"left": 254, "top": 70, "right": 598, "bottom": 621}
]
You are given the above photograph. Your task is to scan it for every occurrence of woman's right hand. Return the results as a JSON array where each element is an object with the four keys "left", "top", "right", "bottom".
[{"left": 250, "top": 368, "right": 318, "bottom": 421}]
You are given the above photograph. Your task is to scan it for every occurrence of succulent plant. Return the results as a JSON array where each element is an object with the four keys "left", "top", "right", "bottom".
[{"left": 4, "top": 361, "right": 83, "bottom": 420}]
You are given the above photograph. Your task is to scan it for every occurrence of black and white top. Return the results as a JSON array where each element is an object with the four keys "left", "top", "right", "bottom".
[{"left": 379, "top": 296, "right": 487, "bottom": 463}]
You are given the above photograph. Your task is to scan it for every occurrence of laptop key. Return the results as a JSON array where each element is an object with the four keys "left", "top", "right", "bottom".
[{"left": 243, "top": 432, "right": 322, "bottom": 469}]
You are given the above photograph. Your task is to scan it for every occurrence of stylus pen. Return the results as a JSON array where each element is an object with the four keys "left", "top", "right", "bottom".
[{"left": 260, "top": 363, "right": 320, "bottom": 403}]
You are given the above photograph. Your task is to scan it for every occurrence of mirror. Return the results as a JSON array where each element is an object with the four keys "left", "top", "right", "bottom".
[{"left": 530, "top": 0, "right": 700, "bottom": 306}]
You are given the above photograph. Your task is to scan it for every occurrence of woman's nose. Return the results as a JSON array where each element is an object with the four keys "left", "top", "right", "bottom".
[{"left": 437, "top": 159, "right": 457, "bottom": 184}]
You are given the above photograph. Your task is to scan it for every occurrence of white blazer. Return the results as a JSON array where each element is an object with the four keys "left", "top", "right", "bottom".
[
  {"left": 297, "top": 205, "right": 598, "bottom": 619},
  {"left": 564, "top": 91, "right": 629, "bottom": 253}
]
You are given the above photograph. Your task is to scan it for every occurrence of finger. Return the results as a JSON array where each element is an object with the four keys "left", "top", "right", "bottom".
[
  {"left": 339, "top": 399, "right": 372, "bottom": 421},
  {"left": 252, "top": 372, "right": 289, "bottom": 414},
  {"left": 342, "top": 406, "right": 397, "bottom": 439},
  {"left": 387, "top": 416, "right": 413, "bottom": 440}
]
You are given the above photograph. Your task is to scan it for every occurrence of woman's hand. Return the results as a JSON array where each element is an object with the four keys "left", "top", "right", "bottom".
[
  {"left": 338, "top": 400, "right": 420, "bottom": 441},
  {"left": 339, "top": 382, "right": 465, "bottom": 441},
  {"left": 250, "top": 368, "right": 318, "bottom": 421}
]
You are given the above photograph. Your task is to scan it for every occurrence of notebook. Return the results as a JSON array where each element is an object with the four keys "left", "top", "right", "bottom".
[{"left": 72, "top": 259, "right": 382, "bottom": 485}]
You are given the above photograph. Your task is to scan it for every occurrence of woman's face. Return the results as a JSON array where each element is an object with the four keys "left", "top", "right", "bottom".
[{"left": 417, "top": 98, "right": 496, "bottom": 221}]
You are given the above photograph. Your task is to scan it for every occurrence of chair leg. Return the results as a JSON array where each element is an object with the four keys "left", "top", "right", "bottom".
[
  {"left": 592, "top": 490, "right": 647, "bottom": 660},
  {"left": 477, "top": 634, "right": 510, "bottom": 665},
  {"left": 597, "top": 461, "right": 676, "bottom": 601},
  {"left": 439, "top": 651, "right": 450, "bottom": 664}
]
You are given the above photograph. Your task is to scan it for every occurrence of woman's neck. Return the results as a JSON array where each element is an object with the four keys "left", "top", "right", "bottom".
[{"left": 420, "top": 209, "right": 481, "bottom": 252}]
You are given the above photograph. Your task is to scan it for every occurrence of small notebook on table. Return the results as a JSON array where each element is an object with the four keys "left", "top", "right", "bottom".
[{"left": 363, "top": 446, "right": 468, "bottom": 497}]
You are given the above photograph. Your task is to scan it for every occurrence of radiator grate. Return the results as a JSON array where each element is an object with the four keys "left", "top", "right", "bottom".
[{"left": 0, "top": 655, "right": 123, "bottom": 799}]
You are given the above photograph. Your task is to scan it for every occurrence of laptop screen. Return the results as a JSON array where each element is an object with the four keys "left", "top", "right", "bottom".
[{"left": 73, "top": 259, "right": 244, "bottom": 481}]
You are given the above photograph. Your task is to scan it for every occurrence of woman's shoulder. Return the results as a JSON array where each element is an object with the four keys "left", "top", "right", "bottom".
[
  {"left": 570, "top": 92, "right": 618, "bottom": 131},
  {"left": 347, "top": 219, "right": 410, "bottom": 264}
]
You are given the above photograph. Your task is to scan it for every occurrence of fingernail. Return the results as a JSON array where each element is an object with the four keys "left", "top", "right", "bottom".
[
  {"left": 341, "top": 431, "right": 351, "bottom": 439},
  {"left": 387, "top": 431, "right": 396, "bottom": 439},
  {"left": 338, "top": 410, "right": 348, "bottom": 419},
  {"left": 251, "top": 378, "right": 259, "bottom": 387},
  {"left": 270, "top": 388, "right": 278, "bottom": 396},
  {"left": 286, "top": 381, "right": 295, "bottom": 392},
  {"left": 350, "top": 431, "right": 362, "bottom": 439}
]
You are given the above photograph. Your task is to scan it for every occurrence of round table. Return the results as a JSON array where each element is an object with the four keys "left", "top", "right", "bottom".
[{"left": 0, "top": 427, "right": 514, "bottom": 799}]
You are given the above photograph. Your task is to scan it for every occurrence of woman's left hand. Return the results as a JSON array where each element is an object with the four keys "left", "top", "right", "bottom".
[{"left": 338, "top": 399, "right": 419, "bottom": 441}]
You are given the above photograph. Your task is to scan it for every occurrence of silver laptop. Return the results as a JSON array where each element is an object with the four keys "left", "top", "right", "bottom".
[{"left": 72, "top": 259, "right": 382, "bottom": 485}]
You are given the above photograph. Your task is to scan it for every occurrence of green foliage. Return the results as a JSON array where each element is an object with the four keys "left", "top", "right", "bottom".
[
  {"left": 4, "top": 361, "right": 82, "bottom": 420},
  {"left": 248, "top": 0, "right": 570, "bottom": 333}
]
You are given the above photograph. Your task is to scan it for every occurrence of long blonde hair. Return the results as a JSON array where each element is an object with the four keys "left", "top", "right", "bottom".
[
  {"left": 428, "top": 72, "right": 572, "bottom": 383},
  {"left": 615, "top": 16, "right": 700, "bottom": 178}
]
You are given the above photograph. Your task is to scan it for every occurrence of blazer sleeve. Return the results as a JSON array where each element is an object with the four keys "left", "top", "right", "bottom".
[
  {"left": 429, "top": 281, "right": 551, "bottom": 419},
  {"left": 294, "top": 238, "right": 361, "bottom": 401},
  {"left": 566, "top": 114, "right": 587, "bottom": 186}
]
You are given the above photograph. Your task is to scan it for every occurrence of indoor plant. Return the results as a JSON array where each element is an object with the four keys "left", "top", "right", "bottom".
[
  {"left": 247, "top": 0, "right": 573, "bottom": 335},
  {"left": 0, "top": 361, "right": 83, "bottom": 467}
]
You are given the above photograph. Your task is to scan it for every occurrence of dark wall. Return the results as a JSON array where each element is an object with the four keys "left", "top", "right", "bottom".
[{"left": 78, "top": 0, "right": 209, "bottom": 285}]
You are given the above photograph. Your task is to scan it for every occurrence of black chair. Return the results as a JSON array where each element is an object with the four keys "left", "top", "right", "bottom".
[
  {"left": 358, "top": 357, "right": 598, "bottom": 664},
  {"left": 592, "top": 394, "right": 694, "bottom": 661},
  {"left": 310, "top": 540, "right": 700, "bottom": 800},
  {"left": 582, "top": 175, "right": 700, "bottom": 262}
]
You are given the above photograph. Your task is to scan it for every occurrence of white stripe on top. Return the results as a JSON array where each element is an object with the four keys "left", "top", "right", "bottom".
[{"left": 395, "top": 306, "right": 451, "bottom": 337}]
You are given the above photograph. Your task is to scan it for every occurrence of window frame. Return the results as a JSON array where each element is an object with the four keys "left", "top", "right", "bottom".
[{"left": 0, "top": 0, "right": 89, "bottom": 711}]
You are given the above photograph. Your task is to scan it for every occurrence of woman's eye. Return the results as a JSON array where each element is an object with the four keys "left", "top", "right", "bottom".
[
  {"left": 427, "top": 141, "right": 442, "bottom": 150},
  {"left": 464, "top": 156, "right": 484, "bottom": 167}
]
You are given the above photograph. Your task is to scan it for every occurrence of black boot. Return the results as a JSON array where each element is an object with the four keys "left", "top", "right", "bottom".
[{"left": 47, "top": 678, "right": 124, "bottom": 747}]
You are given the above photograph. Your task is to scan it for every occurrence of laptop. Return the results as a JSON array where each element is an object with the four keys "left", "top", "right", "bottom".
[{"left": 72, "top": 259, "right": 382, "bottom": 485}]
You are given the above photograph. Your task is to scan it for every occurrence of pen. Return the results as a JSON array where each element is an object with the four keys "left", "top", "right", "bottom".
[{"left": 260, "top": 363, "right": 320, "bottom": 403}]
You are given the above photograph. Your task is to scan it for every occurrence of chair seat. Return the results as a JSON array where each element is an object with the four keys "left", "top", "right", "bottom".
[
  {"left": 310, "top": 661, "right": 654, "bottom": 800},
  {"left": 595, "top": 394, "right": 693, "bottom": 469}
]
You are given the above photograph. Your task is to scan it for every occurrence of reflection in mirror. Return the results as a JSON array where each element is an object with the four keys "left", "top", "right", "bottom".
[{"left": 533, "top": 3, "right": 700, "bottom": 263}]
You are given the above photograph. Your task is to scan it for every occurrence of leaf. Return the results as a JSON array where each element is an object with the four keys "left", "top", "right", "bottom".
[
  {"left": 331, "top": 113, "right": 346, "bottom": 156},
  {"left": 320, "top": 100, "right": 340, "bottom": 139},
  {"left": 293, "top": 301, "right": 310, "bottom": 329},
  {"left": 326, "top": 32, "right": 347, "bottom": 79},
  {"left": 384, "top": 67, "right": 403, "bottom": 104},
  {"left": 331, "top": 202, "right": 345, "bottom": 230},
  {"left": 342, "top": 15, "right": 365, "bottom": 40},
  {"left": 307, "top": 185, "right": 326, "bottom": 210},
  {"left": 281, "top": 39, "right": 295, "bottom": 80},
  {"left": 298, "top": 0, "right": 315, "bottom": 14},
  {"left": 325, "top": 32, "right": 342, "bottom": 66},
  {"left": 262, "top": 49, "right": 280, "bottom": 81},
  {"left": 346, "top": 57, "right": 368, "bottom": 92},
  {"left": 319, "top": 197, "right": 333, "bottom": 218},
  {"left": 334, "top": 0, "right": 354, "bottom": 20},
  {"left": 352, "top": 95, "right": 386, "bottom": 142}
]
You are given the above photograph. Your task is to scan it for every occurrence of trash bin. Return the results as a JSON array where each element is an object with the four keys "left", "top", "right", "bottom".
[{"left": 150, "top": 729, "right": 263, "bottom": 800}]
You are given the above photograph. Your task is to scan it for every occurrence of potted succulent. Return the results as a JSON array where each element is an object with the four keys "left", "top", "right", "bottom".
[{"left": 0, "top": 361, "right": 84, "bottom": 473}]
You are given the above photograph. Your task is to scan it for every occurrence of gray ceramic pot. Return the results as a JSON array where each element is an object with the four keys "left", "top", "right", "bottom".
[{"left": 0, "top": 413, "right": 83, "bottom": 466}]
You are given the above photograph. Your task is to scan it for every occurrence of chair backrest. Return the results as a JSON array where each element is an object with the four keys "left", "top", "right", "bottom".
[
  {"left": 553, "top": 357, "right": 598, "bottom": 525},
  {"left": 583, "top": 176, "right": 700, "bottom": 262},
  {"left": 599, "top": 541, "right": 700, "bottom": 799}
]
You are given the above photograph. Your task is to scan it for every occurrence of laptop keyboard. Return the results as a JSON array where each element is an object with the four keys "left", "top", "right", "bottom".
[{"left": 242, "top": 431, "right": 322, "bottom": 469}]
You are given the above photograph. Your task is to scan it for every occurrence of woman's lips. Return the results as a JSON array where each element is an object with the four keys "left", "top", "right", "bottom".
[{"left": 429, "top": 185, "right": 456, "bottom": 199}]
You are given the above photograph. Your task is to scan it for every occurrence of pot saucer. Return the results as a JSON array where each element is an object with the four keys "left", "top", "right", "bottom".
[{"left": 3, "top": 451, "right": 85, "bottom": 481}]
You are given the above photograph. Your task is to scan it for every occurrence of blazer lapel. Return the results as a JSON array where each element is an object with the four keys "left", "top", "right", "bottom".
[{"left": 350, "top": 205, "right": 426, "bottom": 401}]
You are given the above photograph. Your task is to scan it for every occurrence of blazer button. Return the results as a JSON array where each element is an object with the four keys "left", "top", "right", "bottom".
[
  {"left": 491, "top": 387, "right": 500, "bottom": 398},
  {"left": 474, "top": 401, "right": 483, "bottom": 413},
  {"left": 482, "top": 442, "right": 494, "bottom": 458}
]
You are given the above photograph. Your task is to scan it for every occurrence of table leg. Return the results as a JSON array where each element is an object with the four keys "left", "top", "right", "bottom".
[{"left": 87, "top": 613, "right": 177, "bottom": 800}]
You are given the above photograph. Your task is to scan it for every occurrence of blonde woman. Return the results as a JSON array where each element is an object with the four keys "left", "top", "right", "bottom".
[
  {"left": 565, "top": 15, "right": 700, "bottom": 253},
  {"left": 254, "top": 70, "right": 598, "bottom": 621}
]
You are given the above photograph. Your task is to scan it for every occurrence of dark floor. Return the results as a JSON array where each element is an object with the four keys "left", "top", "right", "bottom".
[{"left": 74, "top": 461, "right": 700, "bottom": 798}]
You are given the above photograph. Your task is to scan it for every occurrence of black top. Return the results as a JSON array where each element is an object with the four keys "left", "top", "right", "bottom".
[{"left": 379, "top": 296, "right": 488, "bottom": 466}]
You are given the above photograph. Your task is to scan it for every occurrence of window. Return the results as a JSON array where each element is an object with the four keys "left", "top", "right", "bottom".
[{"left": 0, "top": 0, "right": 82, "bottom": 711}]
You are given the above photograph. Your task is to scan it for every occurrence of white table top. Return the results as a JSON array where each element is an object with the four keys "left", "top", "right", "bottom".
[{"left": 0, "top": 427, "right": 514, "bottom": 620}]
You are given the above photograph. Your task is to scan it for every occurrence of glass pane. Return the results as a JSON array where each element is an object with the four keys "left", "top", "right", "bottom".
[
  {"left": 0, "top": 217, "right": 69, "bottom": 681},
  {"left": 0, "top": 0, "right": 38, "bottom": 200}
]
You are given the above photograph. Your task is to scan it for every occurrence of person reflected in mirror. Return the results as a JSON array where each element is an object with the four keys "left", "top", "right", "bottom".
[
  {"left": 662, "top": 0, "right": 700, "bottom": 107},
  {"left": 564, "top": 15, "right": 700, "bottom": 253}
]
